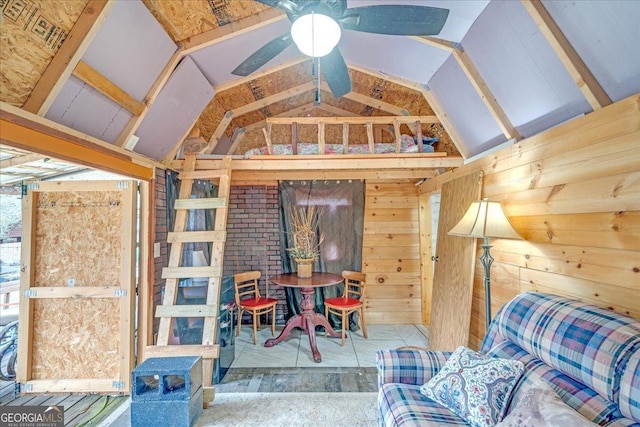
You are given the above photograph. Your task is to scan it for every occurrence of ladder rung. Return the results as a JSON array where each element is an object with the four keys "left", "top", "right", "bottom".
[
  {"left": 179, "top": 170, "right": 230, "bottom": 180},
  {"left": 174, "top": 198, "right": 227, "bottom": 210},
  {"left": 162, "top": 267, "right": 220, "bottom": 279},
  {"left": 155, "top": 304, "right": 218, "bottom": 318},
  {"left": 167, "top": 231, "right": 226, "bottom": 243},
  {"left": 145, "top": 345, "right": 219, "bottom": 359}
]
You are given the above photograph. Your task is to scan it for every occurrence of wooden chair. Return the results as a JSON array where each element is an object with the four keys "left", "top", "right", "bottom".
[
  {"left": 324, "top": 270, "right": 368, "bottom": 346},
  {"left": 234, "top": 271, "right": 278, "bottom": 345}
]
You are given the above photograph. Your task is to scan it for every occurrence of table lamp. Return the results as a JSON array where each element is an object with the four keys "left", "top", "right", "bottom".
[{"left": 448, "top": 198, "right": 523, "bottom": 330}]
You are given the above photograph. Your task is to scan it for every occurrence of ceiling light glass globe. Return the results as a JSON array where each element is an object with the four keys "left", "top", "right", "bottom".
[{"left": 291, "top": 13, "right": 341, "bottom": 58}]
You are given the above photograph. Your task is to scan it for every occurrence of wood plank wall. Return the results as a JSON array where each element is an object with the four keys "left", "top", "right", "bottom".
[
  {"left": 420, "top": 94, "right": 640, "bottom": 350},
  {"left": 362, "top": 180, "right": 422, "bottom": 324}
]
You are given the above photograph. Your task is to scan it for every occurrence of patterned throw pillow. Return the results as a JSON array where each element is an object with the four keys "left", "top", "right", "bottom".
[
  {"left": 495, "top": 386, "right": 599, "bottom": 427},
  {"left": 420, "top": 346, "right": 525, "bottom": 427}
]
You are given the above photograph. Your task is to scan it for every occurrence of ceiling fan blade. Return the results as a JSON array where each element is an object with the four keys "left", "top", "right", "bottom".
[
  {"left": 341, "top": 5, "right": 449, "bottom": 36},
  {"left": 321, "top": 47, "right": 351, "bottom": 98},
  {"left": 254, "top": 0, "right": 301, "bottom": 15},
  {"left": 231, "top": 34, "right": 293, "bottom": 76}
]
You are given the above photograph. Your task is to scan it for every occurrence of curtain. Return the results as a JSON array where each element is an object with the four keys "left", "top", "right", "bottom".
[{"left": 279, "top": 180, "right": 364, "bottom": 330}]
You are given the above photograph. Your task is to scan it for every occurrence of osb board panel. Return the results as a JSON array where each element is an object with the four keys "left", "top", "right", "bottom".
[
  {"left": 0, "top": 0, "right": 88, "bottom": 106},
  {"left": 362, "top": 181, "right": 420, "bottom": 325},
  {"left": 31, "top": 299, "right": 120, "bottom": 379},
  {"left": 142, "top": 0, "right": 270, "bottom": 42},
  {"left": 34, "top": 191, "right": 122, "bottom": 287},
  {"left": 429, "top": 171, "right": 482, "bottom": 351}
]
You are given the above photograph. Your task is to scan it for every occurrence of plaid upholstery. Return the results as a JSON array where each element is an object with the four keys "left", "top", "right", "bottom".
[
  {"left": 619, "top": 348, "right": 640, "bottom": 421},
  {"left": 378, "top": 292, "right": 640, "bottom": 426},
  {"left": 489, "top": 340, "right": 626, "bottom": 425},
  {"left": 487, "top": 292, "right": 640, "bottom": 402},
  {"left": 376, "top": 350, "right": 451, "bottom": 388},
  {"left": 378, "top": 383, "right": 469, "bottom": 426}
]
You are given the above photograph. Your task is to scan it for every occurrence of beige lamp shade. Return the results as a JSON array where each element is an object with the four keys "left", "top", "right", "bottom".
[{"left": 449, "top": 199, "right": 523, "bottom": 240}]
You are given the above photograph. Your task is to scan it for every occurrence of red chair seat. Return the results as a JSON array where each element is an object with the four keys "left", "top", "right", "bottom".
[
  {"left": 240, "top": 297, "right": 278, "bottom": 308},
  {"left": 325, "top": 297, "right": 361, "bottom": 308}
]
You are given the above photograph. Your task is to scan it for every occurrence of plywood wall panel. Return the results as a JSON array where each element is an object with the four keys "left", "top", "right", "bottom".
[
  {"left": 362, "top": 181, "right": 420, "bottom": 325},
  {"left": 34, "top": 190, "right": 122, "bottom": 287},
  {"left": 0, "top": 0, "right": 88, "bottom": 106},
  {"left": 32, "top": 299, "right": 120, "bottom": 379}
]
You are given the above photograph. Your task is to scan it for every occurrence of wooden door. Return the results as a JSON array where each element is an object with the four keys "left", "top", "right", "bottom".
[
  {"left": 429, "top": 172, "right": 483, "bottom": 351},
  {"left": 17, "top": 180, "right": 137, "bottom": 394}
]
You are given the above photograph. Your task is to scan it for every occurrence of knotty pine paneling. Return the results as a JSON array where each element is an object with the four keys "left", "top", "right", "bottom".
[
  {"left": 420, "top": 94, "right": 640, "bottom": 349},
  {"left": 362, "top": 181, "right": 421, "bottom": 324}
]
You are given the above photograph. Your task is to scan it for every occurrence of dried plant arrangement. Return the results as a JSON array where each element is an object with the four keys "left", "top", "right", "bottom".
[{"left": 286, "top": 205, "right": 324, "bottom": 260}]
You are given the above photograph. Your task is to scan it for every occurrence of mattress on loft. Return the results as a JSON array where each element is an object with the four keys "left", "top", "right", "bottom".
[{"left": 243, "top": 134, "right": 437, "bottom": 158}]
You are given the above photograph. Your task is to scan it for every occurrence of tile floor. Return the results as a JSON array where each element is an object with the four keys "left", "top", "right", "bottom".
[{"left": 231, "top": 323, "right": 430, "bottom": 368}]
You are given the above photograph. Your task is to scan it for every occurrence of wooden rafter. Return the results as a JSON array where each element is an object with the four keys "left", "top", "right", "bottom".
[
  {"left": 242, "top": 102, "right": 319, "bottom": 134},
  {"left": 410, "top": 35, "right": 521, "bottom": 142},
  {"left": 204, "top": 81, "right": 317, "bottom": 153},
  {"left": 451, "top": 48, "right": 521, "bottom": 141},
  {"left": 21, "top": 0, "right": 114, "bottom": 116},
  {"left": 408, "top": 36, "right": 458, "bottom": 52},
  {"left": 72, "top": 61, "right": 145, "bottom": 116},
  {"left": 521, "top": 0, "right": 611, "bottom": 110},
  {"left": 316, "top": 104, "right": 360, "bottom": 117},
  {"left": 115, "top": 48, "right": 183, "bottom": 148},
  {"left": 214, "top": 57, "right": 309, "bottom": 93},
  {"left": 348, "top": 64, "right": 426, "bottom": 92},
  {"left": 180, "top": 8, "right": 287, "bottom": 54}
]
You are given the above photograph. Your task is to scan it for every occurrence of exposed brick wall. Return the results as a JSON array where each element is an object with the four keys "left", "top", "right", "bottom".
[
  {"left": 224, "top": 185, "right": 285, "bottom": 324},
  {"left": 152, "top": 169, "right": 168, "bottom": 337}
]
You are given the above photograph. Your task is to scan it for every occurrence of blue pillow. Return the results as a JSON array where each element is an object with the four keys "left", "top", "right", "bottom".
[{"left": 420, "top": 346, "right": 524, "bottom": 427}]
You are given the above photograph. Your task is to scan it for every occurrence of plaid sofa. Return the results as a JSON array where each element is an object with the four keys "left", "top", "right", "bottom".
[{"left": 377, "top": 292, "right": 640, "bottom": 426}]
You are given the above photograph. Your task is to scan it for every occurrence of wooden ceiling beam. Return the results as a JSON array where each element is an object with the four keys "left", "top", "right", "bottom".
[
  {"left": 408, "top": 36, "right": 458, "bottom": 53},
  {"left": 180, "top": 8, "right": 287, "bottom": 54},
  {"left": 72, "top": 60, "right": 145, "bottom": 116},
  {"left": 1, "top": 102, "right": 158, "bottom": 180},
  {"left": 347, "top": 64, "right": 425, "bottom": 92},
  {"left": 521, "top": 0, "right": 611, "bottom": 110},
  {"left": 214, "top": 57, "right": 309, "bottom": 93},
  {"left": 21, "top": 0, "right": 114, "bottom": 116},
  {"left": 450, "top": 47, "right": 522, "bottom": 141},
  {"left": 204, "top": 81, "right": 317, "bottom": 153},
  {"left": 242, "top": 102, "right": 319, "bottom": 135},
  {"left": 316, "top": 104, "right": 360, "bottom": 117}
]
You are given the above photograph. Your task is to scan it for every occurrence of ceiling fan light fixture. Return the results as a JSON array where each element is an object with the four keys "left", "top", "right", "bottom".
[{"left": 291, "top": 12, "right": 341, "bottom": 58}]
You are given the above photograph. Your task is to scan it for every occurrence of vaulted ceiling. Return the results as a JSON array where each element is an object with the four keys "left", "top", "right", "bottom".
[{"left": 1, "top": 0, "right": 639, "bottom": 186}]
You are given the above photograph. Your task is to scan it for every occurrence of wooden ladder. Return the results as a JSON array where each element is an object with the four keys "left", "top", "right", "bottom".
[{"left": 146, "top": 154, "right": 231, "bottom": 400}]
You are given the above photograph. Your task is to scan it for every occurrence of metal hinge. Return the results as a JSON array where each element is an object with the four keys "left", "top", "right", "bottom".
[
  {"left": 114, "top": 288, "right": 127, "bottom": 297},
  {"left": 112, "top": 381, "right": 126, "bottom": 389},
  {"left": 23, "top": 289, "right": 36, "bottom": 298}
]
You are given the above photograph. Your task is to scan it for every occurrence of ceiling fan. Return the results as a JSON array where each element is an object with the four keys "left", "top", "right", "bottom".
[{"left": 232, "top": 0, "right": 449, "bottom": 98}]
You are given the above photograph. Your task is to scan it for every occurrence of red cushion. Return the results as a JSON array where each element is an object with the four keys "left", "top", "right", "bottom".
[
  {"left": 240, "top": 297, "right": 277, "bottom": 308},
  {"left": 325, "top": 297, "right": 361, "bottom": 308}
]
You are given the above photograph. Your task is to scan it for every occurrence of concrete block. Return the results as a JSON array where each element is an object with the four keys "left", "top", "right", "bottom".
[
  {"left": 131, "top": 386, "right": 203, "bottom": 427},
  {"left": 132, "top": 356, "right": 202, "bottom": 402}
]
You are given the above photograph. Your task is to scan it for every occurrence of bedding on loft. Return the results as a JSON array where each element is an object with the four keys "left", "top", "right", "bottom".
[{"left": 243, "top": 134, "right": 438, "bottom": 158}]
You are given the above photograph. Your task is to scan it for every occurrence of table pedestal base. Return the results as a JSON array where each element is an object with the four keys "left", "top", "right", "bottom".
[{"left": 264, "top": 286, "right": 341, "bottom": 363}]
